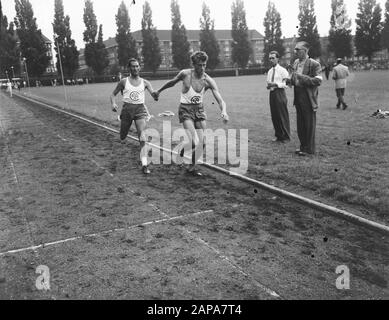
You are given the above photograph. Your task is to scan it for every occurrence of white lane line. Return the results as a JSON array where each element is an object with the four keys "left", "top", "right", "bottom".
[
  {"left": 68, "top": 158, "right": 281, "bottom": 298},
  {"left": 106, "top": 172, "right": 281, "bottom": 298},
  {"left": 180, "top": 228, "right": 282, "bottom": 299},
  {"left": 89, "top": 159, "right": 114, "bottom": 177},
  {"left": 147, "top": 203, "right": 169, "bottom": 219},
  {"left": 14, "top": 92, "right": 389, "bottom": 235},
  {"left": 57, "top": 134, "right": 67, "bottom": 142},
  {"left": 0, "top": 210, "right": 213, "bottom": 257},
  {"left": 0, "top": 119, "right": 39, "bottom": 256},
  {"left": 11, "top": 93, "right": 282, "bottom": 299},
  {"left": 0, "top": 121, "right": 19, "bottom": 185}
]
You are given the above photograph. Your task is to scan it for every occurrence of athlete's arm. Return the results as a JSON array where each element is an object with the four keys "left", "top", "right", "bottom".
[
  {"left": 156, "top": 70, "right": 185, "bottom": 96},
  {"left": 206, "top": 76, "right": 229, "bottom": 123},
  {"left": 144, "top": 79, "right": 158, "bottom": 101},
  {"left": 110, "top": 79, "right": 125, "bottom": 111}
]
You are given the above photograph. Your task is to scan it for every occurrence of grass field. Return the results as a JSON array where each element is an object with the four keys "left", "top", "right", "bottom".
[{"left": 17, "top": 70, "right": 389, "bottom": 223}]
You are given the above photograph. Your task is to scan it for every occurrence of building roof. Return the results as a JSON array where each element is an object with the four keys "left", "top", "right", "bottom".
[
  {"left": 79, "top": 29, "right": 263, "bottom": 55},
  {"left": 41, "top": 33, "right": 51, "bottom": 43},
  {"left": 104, "top": 37, "right": 118, "bottom": 48},
  {"left": 14, "top": 32, "right": 51, "bottom": 44},
  {"left": 131, "top": 29, "right": 263, "bottom": 42}
]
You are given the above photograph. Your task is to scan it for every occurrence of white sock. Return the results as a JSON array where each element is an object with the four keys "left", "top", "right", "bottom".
[{"left": 141, "top": 156, "right": 148, "bottom": 167}]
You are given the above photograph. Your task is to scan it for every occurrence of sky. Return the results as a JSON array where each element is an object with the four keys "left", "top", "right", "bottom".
[{"left": 2, "top": 0, "right": 388, "bottom": 49}]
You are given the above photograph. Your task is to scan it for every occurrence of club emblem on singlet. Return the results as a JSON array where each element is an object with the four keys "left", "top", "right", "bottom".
[
  {"left": 130, "top": 91, "right": 140, "bottom": 101},
  {"left": 191, "top": 96, "right": 201, "bottom": 104}
]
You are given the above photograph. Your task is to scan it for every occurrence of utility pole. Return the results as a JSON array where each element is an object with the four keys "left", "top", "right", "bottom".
[
  {"left": 23, "top": 58, "right": 31, "bottom": 94},
  {"left": 56, "top": 39, "right": 68, "bottom": 105}
]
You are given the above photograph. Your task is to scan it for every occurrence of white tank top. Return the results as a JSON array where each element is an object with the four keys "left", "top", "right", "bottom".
[
  {"left": 180, "top": 72, "right": 205, "bottom": 104},
  {"left": 123, "top": 78, "right": 145, "bottom": 104}
]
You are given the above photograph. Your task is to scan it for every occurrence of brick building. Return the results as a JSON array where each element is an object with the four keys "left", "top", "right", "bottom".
[
  {"left": 78, "top": 30, "right": 389, "bottom": 74},
  {"left": 78, "top": 29, "right": 265, "bottom": 73}
]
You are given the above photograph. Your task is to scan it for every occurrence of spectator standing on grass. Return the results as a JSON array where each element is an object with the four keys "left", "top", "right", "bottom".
[
  {"left": 154, "top": 51, "right": 229, "bottom": 177},
  {"left": 110, "top": 58, "right": 158, "bottom": 175},
  {"left": 286, "top": 41, "right": 322, "bottom": 156},
  {"left": 266, "top": 51, "right": 291, "bottom": 143},
  {"left": 6, "top": 80, "right": 12, "bottom": 97},
  {"left": 323, "top": 63, "right": 331, "bottom": 80},
  {"left": 333, "top": 58, "right": 350, "bottom": 110}
]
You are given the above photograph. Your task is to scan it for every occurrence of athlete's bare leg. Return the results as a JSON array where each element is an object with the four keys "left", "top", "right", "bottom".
[
  {"left": 180, "top": 119, "right": 205, "bottom": 175},
  {"left": 135, "top": 118, "right": 150, "bottom": 174}
]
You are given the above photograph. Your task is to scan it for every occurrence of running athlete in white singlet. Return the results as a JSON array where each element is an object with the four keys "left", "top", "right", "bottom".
[
  {"left": 180, "top": 72, "right": 205, "bottom": 105},
  {"left": 155, "top": 51, "right": 229, "bottom": 176},
  {"left": 123, "top": 77, "right": 146, "bottom": 104},
  {"left": 110, "top": 58, "right": 158, "bottom": 174}
]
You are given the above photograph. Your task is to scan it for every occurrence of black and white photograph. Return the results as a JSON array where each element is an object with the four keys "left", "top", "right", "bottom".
[{"left": 0, "top": 0, "right": 388, "bottom": 305}]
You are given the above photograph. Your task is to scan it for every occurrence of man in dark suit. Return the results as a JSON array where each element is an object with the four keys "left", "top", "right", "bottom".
[{"left": 286, "top": 41, "right": 322, "bottom": 156}]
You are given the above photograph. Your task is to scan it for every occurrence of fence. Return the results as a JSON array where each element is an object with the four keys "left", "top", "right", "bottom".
[{"left": 16, "top": 66, "right": 268, "bottom": 88}]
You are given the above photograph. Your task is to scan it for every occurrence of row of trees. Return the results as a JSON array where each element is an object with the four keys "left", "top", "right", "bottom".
[
  {"left": 1, "top": 0, "right": 389, "bottom": 79},
  {"left": 264, "top": 0, "right": 389, "bottom": 68},
  {"left": 72, "top": 0, "right": 254, "bottom": 74},
  {"left": 0, "top": 1, "right": 19, "bottom": 77}
]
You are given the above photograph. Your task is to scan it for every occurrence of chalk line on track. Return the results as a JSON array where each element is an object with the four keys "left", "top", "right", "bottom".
[
  {"left": 0, "top": 210, "right": 214, "bottom": 257},
  {"left": 0, "top": 117, "right": 39, "bottom": 258},
  {"left": 182, "top": 227, "right": 281, "bottom": 299},
  {"left": 12, "top": 92, "right": 389, "bottom": 236},
  {"left": 5, "top": 94, "right": 282, "bottom": 299},
  {"left": 73, "top": 157, "right": 282, "bottom": 299}
]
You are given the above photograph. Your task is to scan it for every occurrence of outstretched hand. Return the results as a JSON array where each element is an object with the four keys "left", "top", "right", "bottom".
[
  {"left": 221, "top": 112, "right": 229, "bottom": 124},
  {"left": 151, "top": 91, "right": 160, "bottom": 101}
]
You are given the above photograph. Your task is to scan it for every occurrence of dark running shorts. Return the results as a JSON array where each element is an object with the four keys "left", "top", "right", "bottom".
[
  {"left": 178, "top": 103, "right": 207, "bottom": 123},
  {"left": 120, "top": 103, "right": 148, "bottom": 123}
]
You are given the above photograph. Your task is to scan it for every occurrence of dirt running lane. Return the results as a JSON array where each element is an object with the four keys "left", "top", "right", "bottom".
[{"left": 0, "top": 93, "right": 388, "bottom": 300}]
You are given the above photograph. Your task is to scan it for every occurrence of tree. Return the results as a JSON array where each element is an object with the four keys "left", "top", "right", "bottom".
[
  {"left": 381, "top": 0, "right": 389, "bottom": 51},
  {"left": 94, "top": 24, "right": 109, "bottom": 75},
  {"left": 83, "top": 0, "right": 108, "bottom": 75},
  {"left": 328, "top": 0, "right": 353, "bottom": 59},
  {"left": 0, "top": 5, "right": 20, "bottom": 77},
  {"left": 53, "top": 0, "right": 79, "bottom": 78},
  {"left": 355, "top": 0, "right": 383, "bottom": 62},
  {"left": 199, "top": 2, "right": 220, "bottom": 70},
  {"left": 83, "top": 0, "right": 97, "bottom": 45},
  {"left": 170, "top": 0, "right": 190, "bottom": 69},
  {"left": 231, "top": 0, "right": 252, "bottom": 68},
  {"left": 116, "top": 1, "right": 137, "bottom": 69},
  {"left": 14, "top": 0, "right": 50, "bottom": 77},
  {"left": 0, "top": 0, "right": 3, "bottom": 34},
  {"left": 297, "top": 0, "right": 321, "bottom": 59},
  {"left": 263, "top": 1, "right": 285, "bottom": 69},
  {"left": 141, "top": 1, "right": 161, "bottom": 73}
]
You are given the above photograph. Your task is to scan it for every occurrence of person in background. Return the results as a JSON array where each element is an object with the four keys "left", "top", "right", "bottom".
[
  {"left": 332, "top": 58, "right": 350, "bottom": 110},
  {"left": 266, "top": 51, "right": 291, "bottom": 143},
  {"left": 286, "top": 41, "right": 322, "bottom": 156}
]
